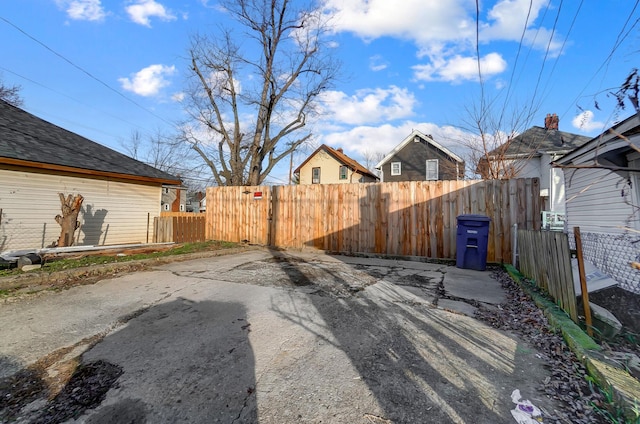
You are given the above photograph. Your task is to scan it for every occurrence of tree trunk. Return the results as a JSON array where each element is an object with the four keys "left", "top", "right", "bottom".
[{"left": 55, "top": 193, "right": 84, "bottom": 247}]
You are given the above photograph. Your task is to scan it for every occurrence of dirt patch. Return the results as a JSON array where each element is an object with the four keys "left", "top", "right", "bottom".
[
  {"left": 0, "top": 359, "right": 122, "bottom": 424},
  {"left": 475, "top": 270, "right": 610, "bottom": 424},
  {"left": 587, "top": 286, "right": 640, "bottom": 336},
  {"left": 33, "top": 360, "right": 123, "bottom": 424}
]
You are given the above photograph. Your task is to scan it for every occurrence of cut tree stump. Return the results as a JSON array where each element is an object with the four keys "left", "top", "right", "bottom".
[{"left": 55, "top": 193, "right": 84, "bottom": 247}]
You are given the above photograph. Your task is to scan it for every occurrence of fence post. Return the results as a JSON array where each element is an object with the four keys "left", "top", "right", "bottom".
[
  {"left": 512, "top": 223, "right": 518, "bottom": 266},
  {"left": 574, "top": 226, "right": 593, "bottom": 337}
]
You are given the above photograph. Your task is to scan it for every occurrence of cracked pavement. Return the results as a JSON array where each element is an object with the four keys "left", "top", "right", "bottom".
[{"left": 0, "top": 249, "right": 561, "bottom": 423}]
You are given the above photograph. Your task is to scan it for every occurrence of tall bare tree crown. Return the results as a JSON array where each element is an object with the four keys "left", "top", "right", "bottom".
[{"left": 182, "top": 0, "right": 339, "bottom": 186}]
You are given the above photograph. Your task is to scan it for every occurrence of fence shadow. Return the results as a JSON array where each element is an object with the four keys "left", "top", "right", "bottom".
[
  {"left": 0, "top": 298, "right": 257, "bottom": 423},
  {"left": 265, "top": 249, "right": 549, "bottom": 423}
]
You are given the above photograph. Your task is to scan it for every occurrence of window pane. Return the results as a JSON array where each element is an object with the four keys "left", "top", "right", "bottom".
[
  {"left": 391, "top": 162, "right": 401, "bottom": 176},
  {"left": 339, "top": 165, "right": 347, "bottom": 180},
  {"left": 312, "top": 167, "right": 321, "bottom": 184},
  {"left": 426, "top": 159, "right": 438, "bottom": 180}
]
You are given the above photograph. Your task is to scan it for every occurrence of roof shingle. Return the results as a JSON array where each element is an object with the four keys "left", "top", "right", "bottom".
[{"left": 0, "top": 100, "right": 180, "bottom": 184}]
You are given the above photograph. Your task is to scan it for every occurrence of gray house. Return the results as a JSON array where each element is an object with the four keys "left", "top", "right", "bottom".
[
  {"left": 376, "top": 130, "right": 464, "bottom": 182},
  {"left": 477, "top": 114, "right": 591, "bottom": 215},
  {"left": 0, "top": 100, "right": 181, "bottom": 252}
]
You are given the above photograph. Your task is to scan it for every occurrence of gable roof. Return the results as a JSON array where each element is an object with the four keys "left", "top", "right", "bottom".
[
  {"left": 555, "top": 113, "right": 640, "bottom": 166},
  {"left": 487, "top": 126, "right": 591, "bottom": 158},
  {"left": 293, "top": 144, "right": 379, "bottom": 180},
  {"left": 375, "top": 130, "right": 463, "bottom": 169},
  {"left": 0, "top": 100, "right": 181, "bottom": 185}
]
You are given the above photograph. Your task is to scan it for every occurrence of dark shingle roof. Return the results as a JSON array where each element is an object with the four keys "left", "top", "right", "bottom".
[
  {"left": 0, "top": 100, "right": 180, "bottom": 184},
  {"left": 491, "top": 126, "right": 592, "bottom": 157}
]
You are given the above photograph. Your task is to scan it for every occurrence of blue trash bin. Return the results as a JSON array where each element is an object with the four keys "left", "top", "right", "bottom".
[{"left": 456, "top": 214, "right": 491, "bottom": 271}]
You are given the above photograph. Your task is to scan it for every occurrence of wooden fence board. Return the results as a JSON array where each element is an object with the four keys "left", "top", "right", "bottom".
[
  {"left": 205, "top": 179, "right": 541, "bottom": 263},
  {"left": 517, "top": 229, "right": 577, "bottom": 322}
]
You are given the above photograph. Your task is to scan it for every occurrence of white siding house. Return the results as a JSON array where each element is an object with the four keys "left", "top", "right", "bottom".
[
  {"left": 0, "top": 100, "right": 181, "bottom": 252},
  {"left": 477, "top": 115, "right": 591, "bottom": 215},
  {"left": 555, "top": 113, "right": 640, "bottom": 293},
  {"left": 556, "top": 113, "right": 640, "bottom": 234}
]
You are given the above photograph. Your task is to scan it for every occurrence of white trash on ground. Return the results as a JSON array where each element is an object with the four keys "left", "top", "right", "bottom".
[{"left": 511, "top": 389, "right": 544, "bottom": 423}]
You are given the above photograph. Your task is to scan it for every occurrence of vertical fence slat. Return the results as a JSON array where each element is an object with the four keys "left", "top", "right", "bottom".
[{"left": 203, "top": 179, "right": 541, "bottom": 263}]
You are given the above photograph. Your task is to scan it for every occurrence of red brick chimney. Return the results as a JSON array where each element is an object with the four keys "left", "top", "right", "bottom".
[
  {"left": 337, "top": 147, "right": 344, "bottom": 153},
  {"left": 544, "top": 113, "right": 559, "bottom": 130}
]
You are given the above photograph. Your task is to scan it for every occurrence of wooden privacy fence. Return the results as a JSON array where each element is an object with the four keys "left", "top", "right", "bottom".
[
  {"left": 206, "top": 179, "right": 541, "bottom": 263},
  {"left": 517, "top": 229, "right": 577, "bottom": 322},
  {"left": 154, "top": 215, "right": 206, "bottom": 243}
]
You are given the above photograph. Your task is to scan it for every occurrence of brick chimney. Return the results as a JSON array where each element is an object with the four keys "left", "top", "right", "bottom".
[
  {"left": 337, "top": 147, "right": 343, "bottom": 153},
  {"left": 544, "top": 113, "right": 559, "bottom": 130}
]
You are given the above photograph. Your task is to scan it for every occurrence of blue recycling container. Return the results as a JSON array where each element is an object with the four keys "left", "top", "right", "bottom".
[{"left": 456, "top": 214, "right": 491, "bottom": 271}]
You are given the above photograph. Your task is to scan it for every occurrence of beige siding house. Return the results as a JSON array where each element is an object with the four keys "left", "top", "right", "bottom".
[
  {"left": 0, "top": 100, "right": 181, "bottom": 252},
  {"left": 294, "top": 145, "right": 378, "bottom": 185}
]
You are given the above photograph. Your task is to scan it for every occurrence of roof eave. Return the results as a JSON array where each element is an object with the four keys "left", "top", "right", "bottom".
[{"left": 0, "top": 157, "right": 181, "bottom": 185}]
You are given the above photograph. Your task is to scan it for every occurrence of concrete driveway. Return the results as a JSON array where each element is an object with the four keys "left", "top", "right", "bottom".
[{"left": 0, "top": 250, "right": 561, "bottom": 423}]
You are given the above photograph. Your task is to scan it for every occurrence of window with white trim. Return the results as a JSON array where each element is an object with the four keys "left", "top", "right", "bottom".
[
  {"left": 339, "top": 165, "right": 348, "bottom": 180},
  {"left": 312, "top": 167, "right": 321, "bottom": 184},
  {"left": 390, "top": 162, "right": 401, "bottom": 176},
  {"left": 426, "top": 159, "right": 439, "bottom": 180}
]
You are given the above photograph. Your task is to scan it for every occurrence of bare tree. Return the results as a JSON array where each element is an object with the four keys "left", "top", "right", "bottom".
[
  {"left": 183, "top": 0, "right": 339, "bottom": 186},
  {"left": 121, "top": 130, "right": 208, "bottom": 189},
  {"left": 361, "top": 150, "right": 386, "bottom": 174},
  {"left": 0, "top": 75, "right": 23, "bottom": 107},
  {"left": 457, "top": 100, "right": 539, "bottom": 179}
]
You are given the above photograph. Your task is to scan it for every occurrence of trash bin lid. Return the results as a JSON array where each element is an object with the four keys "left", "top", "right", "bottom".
[{"left": 457, "top": 214, "right": 491, "bottom": 222}]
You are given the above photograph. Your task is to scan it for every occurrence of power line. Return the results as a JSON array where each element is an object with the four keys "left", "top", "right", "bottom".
[
  {"left": 0, "top": 66, "right": 156, "bottom": 139},
  {"left": 561, "top": 0, "right": 640, "bottom": 119},
  {"left": 529, "top": 0, "right": 564, "bottom": 113},
  {"left": 0, "top": 15, "right": 177, "bottom": 128}
]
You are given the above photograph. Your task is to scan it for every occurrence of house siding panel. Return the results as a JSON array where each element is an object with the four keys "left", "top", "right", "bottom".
[
  {"left": 0, "top": 168, "right": 161, "bottom": 252},
  {"left": 563, "top": 167, "right": 634, "bottom": 234},
  {"left": 382, "top": 139, "right": 462, "bottom": 182},
  {"left": 298, "top": 150, "right": 374, "bottom": 184}
]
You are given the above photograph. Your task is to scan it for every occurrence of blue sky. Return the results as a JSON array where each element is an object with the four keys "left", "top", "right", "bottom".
[{"left": 1, "top": 0, "right": 638, "bottom": 185}]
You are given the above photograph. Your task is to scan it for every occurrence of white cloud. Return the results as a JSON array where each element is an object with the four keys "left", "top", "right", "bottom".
[
  {"left": 126, "top": 0, "right": 176, "bottom": 27},
  {"left": 317, "top": 121, "right": 471, "bottom": 160},
  {"left": 412, "top": 52, "right": 507, "bottom": 82},
  {"left": 322, "top": 0, "right": 564, "bottom": 83},
  {"left": 56, "top": 0, "right": 106, "bottom": 21},
  {"left": 322, "top": 0, "right": 472, "bottom": 45},
  {"left": 319, "top": 86, "right": 416, "bottom": 125},
  {"left": 572, "top": 110, "right": 604, "bottom": 133},
  {"left": 369, "top": 55, "right": 388, "bottom": 72},
  {"left": 118, "top": 64, "right": 176, "bottom": 96}
]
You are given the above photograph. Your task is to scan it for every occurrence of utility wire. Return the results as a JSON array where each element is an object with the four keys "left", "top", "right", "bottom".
[
  {"left": 0, "top": 15, "right": 176, "bottom": 128},
  {"left": 0, "top": 66, "right": 155, "bottom": 138},
  {"left": 562, "top": 0, "right": 640, "bottom": 119}
]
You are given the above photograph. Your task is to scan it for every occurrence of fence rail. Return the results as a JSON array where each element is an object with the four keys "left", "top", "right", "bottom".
[
  {"left": 206, "top": 179, "right": 541, "bottom": 263},
  {"left": 154, "top": 215, "right": 206, "bottom": 243},
  {"left": 517, "top": 229, "right": 577, "bottom": 322}
]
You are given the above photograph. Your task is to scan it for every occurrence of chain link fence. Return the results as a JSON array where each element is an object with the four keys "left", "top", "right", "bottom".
[{"left": 568, "top": 231, "right": 640, "bottom": 294}]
